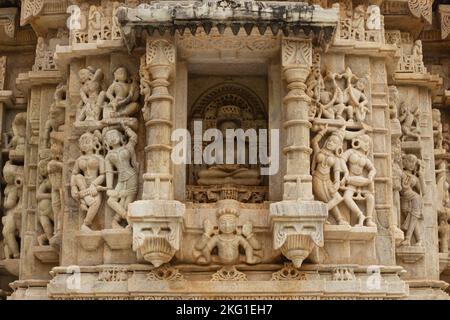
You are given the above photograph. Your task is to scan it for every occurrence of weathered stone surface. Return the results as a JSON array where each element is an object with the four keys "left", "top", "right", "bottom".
[{"left": 0, "top": 0, "right": 449, "bottom": 300}]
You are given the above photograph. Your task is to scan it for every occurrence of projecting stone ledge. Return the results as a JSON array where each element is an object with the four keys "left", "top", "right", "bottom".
[
  {"left": 270, "top": 200, "right": 328, "bottom": 268},
  {"left": 116, "top": 0, "right": 339, "bottom": 47}
]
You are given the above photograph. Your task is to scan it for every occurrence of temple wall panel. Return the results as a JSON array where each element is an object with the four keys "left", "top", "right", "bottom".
[{"left": 0, "top": 0, "right": 449, "bottom": 299}]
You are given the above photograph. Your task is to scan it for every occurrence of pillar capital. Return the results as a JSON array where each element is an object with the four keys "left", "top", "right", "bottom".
[{"left": 282, "top": 38, "right": 313, "bottom": 69}]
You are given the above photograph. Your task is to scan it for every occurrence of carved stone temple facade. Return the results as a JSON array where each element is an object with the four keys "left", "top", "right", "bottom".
[{"left": 1, "top": 0, "right": 450, "bottom": 300}]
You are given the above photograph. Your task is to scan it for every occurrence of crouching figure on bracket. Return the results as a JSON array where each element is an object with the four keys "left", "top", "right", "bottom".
[{"left": 194, "top": 200, "right": 261, "bottom": 265}]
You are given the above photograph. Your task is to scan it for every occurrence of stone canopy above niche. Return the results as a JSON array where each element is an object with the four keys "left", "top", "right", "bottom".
[{"left": 116, "top": 0, "right": 339, "bottom": 48}]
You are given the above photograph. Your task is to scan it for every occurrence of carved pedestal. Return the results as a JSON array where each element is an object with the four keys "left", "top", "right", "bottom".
[{"left": 318, "top": 225, "right": 378, "bottom": 265}]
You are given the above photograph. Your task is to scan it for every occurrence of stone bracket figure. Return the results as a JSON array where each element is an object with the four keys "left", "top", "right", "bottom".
[
  {"left": 71, "top": 130, "right": 106, "bottom": 232},
  {"left": 194, "top": 201, "right": 261, "bottom": 265}
]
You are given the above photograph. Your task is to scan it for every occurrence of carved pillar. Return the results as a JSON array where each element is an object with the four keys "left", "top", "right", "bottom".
[
  {"left": 15, "top": 76, "right": 63, "bottom": 286},
  {"left": 142, "top": 39, "right": 175, "bottom": 201},
  {"left": 269, "top": 38, "right": 327, "bottom": 268},
  {"left": 280, "top": 38, "right": 314, "bottom": 201},
  {"left": 129, "top": 38, "right": 185, "bottom": 267}
]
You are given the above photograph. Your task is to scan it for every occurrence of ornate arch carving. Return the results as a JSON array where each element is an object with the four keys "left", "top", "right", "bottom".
[{"left": 189, "top": 82, "right": 267, "bottom": 133}]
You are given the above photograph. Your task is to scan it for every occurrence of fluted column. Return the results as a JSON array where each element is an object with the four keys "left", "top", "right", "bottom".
[
  {"left": 281, "top": 38, "right": 314, "bottom": 201},
  {"left": 142, "top": 39, "right": 176, "bottom": 200}
]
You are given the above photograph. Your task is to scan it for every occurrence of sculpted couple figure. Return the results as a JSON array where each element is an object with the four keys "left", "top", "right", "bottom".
[
  {"left": 312, "top": 124, "right": 376, "bottom": 227},
  {"left": 71, "top": 123, "right": 138, "bottom": 230}
]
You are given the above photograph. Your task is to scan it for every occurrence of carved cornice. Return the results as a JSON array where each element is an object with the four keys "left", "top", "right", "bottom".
[
  {"left": 117, "top": 1, "right": 339, "bottom": 49},
  {"left": 439, "top": 5, "right": 450, "bottom": 40},
  {"left": 408, "top": 0, "right": 433, "bottom": 24},
  {"left": 20, "top": 0, "right": 44, "bottom": 26},
  {"left": 177, "top": 29, "right": 279, "bottom": 58},
  {"left": 0, "top": 8, "right": 17, "bottom": 39},
  {"left": 381, "top": 0, "right": 433, "bottom": 24},
  {"left": 20, "top": 0, "right": 69, "bottom": 23}
]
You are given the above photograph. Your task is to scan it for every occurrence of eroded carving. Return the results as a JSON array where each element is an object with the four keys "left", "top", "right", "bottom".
[
  {"left": 33, "top": 37, "right": 57, "bottom": 72},
  {"left": 308, "top": 66, "right": 370, "bottom": 127},
  {"left": 43, "top": 84, "right": 66, "bottom": 149},
  {"left": 0, "top": 56, "right": 6, "bottom": 90},
  {"left": 47, "top": 136, "right": 64, "bottom": 243},
  {"left": 9, "top": 113, "right": 27, "bottom": 162},
  {"left": 37, "top": 150, "right": 54, "bottom": 245},
  {"left": 98, "top": 267, "right": 128, "bottom": 282},
  {"left": 196, "top": 105, "right": 261, "bottom": 186},
  {"left": 70, "top": 1, "right": 123, "bottom": 45},
  {"left": 271, "top": 263, "right": 307, "bottom": 281},
  {"left": 399, "top": 102, "right": 421, "bottom": 142},
  {"left": 2, "top": 161, "right": 23, "bottom": 259},
  {"left": 210, "top": 266, "right": 248, "bottom": 282},
  {"left": 76, "top": 66, "right": 105, "bottom": 124},
  {"left": 145, "top": 265, "right": 184, "bottom": 281},
  {"left": 337, "top": 2, "right": 384, "bottom": 43},
  {"left": 400, "top": 154, "right": 425, "bottom": 247},
  {"left": 433, "top": 109, "right": 444, "bottom": 151}
]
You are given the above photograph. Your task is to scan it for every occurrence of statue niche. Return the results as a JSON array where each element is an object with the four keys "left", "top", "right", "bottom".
[
  {"left": 197, "top": 105, "right": 261, "bottom": 186},
  {"left": 187, "top": 83, "right": 268, "bottom": 203}
]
